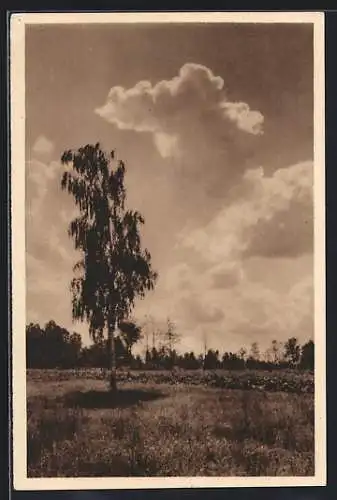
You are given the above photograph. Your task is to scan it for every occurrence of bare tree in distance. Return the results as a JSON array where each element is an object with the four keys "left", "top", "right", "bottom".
[
  {"left": 161, "top": 317, "right": 181, "bottom": 367},
  {"left": 61, "top": 143, "right": 158, "bottom": 392},
  {"left": 250, "top": 342, "right": 260, "bottom": 361},
  {"left": 271, "top": 339, "right": 282, "bottom": 365},
  {"left": 141, "top": 314, "right": 161, "bottom": 355}
]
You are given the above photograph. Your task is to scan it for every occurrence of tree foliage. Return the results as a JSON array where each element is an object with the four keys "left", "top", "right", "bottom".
[
  {"left": 284, "top": 337, "right": 301, "bottom": 367},
  {"left": 60, "top": 143, "right": 158, "bottom": 343},
  {"left": 26, "top": 321, "right": 82, "bottom": 369},
  {"left": 26, "top": 319, "right": 314, "bottom": 372},
  {"left": 118, "top": 320, "right": 142, "bottom": 359},
  {"left": 300, "top": 340, "right": 314, "bottom": 370}
]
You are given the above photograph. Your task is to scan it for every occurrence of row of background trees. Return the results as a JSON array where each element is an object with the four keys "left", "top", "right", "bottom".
[{"left": 26, "top": 319, "right": 314, "bottom": 371}]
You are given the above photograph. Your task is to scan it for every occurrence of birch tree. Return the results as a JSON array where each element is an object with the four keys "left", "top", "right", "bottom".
[{"left": 61, "top": 143, "right": 157, "bottom": 392}]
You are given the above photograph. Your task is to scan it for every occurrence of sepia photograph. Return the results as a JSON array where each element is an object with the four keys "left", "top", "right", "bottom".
[{"left": 10, "top": 11, "right": 325, "bottom": 489}]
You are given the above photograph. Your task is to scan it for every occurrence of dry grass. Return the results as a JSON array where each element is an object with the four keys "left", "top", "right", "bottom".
[{"left": 27, "top": 370, "right": 314, "bottom": 477}]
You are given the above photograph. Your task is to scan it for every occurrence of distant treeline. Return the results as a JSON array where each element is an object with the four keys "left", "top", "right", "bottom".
[{"left": 26, "top": 320, "right": 314, "bottom": 371}]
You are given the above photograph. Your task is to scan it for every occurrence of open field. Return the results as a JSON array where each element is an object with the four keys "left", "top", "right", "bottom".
[{"left": 27, "top": 369, "right": 315, "bottom": 477}]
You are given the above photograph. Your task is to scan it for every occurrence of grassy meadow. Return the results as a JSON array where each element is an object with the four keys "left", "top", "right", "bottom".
[{"left": 27, "top": 369, "right": 315, "bottom": 477}]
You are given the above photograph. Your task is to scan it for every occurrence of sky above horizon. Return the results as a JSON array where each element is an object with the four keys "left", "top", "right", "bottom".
[{"left": 25, "top": 22, "right": 314, "bottom": 355}]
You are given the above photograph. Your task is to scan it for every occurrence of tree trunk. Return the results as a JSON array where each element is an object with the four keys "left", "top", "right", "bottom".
[{"left": 108, "top": 324, "right": 117, "bottom": 394}]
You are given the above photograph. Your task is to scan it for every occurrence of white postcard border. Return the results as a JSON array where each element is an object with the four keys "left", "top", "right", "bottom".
[{"left": 10, "top": 11, "right": 326, "bottom": 490}]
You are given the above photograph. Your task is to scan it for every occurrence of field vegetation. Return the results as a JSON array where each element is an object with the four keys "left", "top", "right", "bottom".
[{"left": 27, "top": 369, "right": 314, "bottom": 477}]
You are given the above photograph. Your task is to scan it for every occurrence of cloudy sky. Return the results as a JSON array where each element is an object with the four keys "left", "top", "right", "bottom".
[{"left": 25, "top": 22, "right": 314, "bottom": 355}]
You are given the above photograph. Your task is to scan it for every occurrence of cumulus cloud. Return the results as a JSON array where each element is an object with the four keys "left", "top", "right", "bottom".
[
  {"left": 96, "top": 63, "right": 268, "bottom": 239},
  {"left": 241, "top": 161, "right": 313, "bottom": 258},
  {"left": 142, "top": 159, "right": 314, "bottom": 351},
  {"left": 26, "top": 159, "right": 63, "bottom": 219},
  {"left": 210, "top": 261, "right": 244, "bottom": 289},
  {"left": 231, "top": 273, "right": 314, "bottom": 345},
  {"left": 26, "top": 245, "right": 74, "bottom": 330},
  {"left": 142, "top": 258, "right": 313, "bottom": 354},
  {"left": 26, "top": 156, "right": 79, "bottom": 328},
  {"left": 180, "top": 293, "right": 225, "bottom": 324},
  {"left": 179, "top": 160, "right": 313, "bottom": 263},
  {"left": 32, "top": 135, "right": 55, "bottom": 157},
  {"left": 96, "top": 63, "right": 264, "bottom": 160}
]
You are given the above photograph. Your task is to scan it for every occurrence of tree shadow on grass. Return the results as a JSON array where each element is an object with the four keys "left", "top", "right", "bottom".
[{"left": 64, "top": 388, "right": 167, "bottom": 409}]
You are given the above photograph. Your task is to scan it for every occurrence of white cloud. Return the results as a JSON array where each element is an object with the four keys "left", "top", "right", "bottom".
[
  {"left": 210, "top": 261, "right": 244, "bottom": 289},
  {"left": 96, "top": 62, "right": 268, "bottom": 245},
  {"left": 32, "top": 135, "right": 55, "bottom": 157},
  {"left": 26, "top": 159, "right": 63, "bottom": 218},
  {"left": 179, "top": 160, "right": 313, "bottom": 262},
  {"left": 26, "top": 155, "right": 80, "bottom": 329},
  {"left": 96, "top": 63, "right": 264, "bottom": 159},
  {"left": 159, "top": 264, "right": 314, "bottom": 353},
  {"left": 153, "top": 132, "right": 179, "bottom": 158},
  {"left": 179, "top": 293, "right": 225, "bottom": 324},
  {"left": 138, "top": 159, "right": 314, "bottom": 351},
  {"left": 221, "top": 102, "right": 264, "bottom": 135},
  {"left": 233, "top": 274, "right": 313, "bottom": 338}
]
